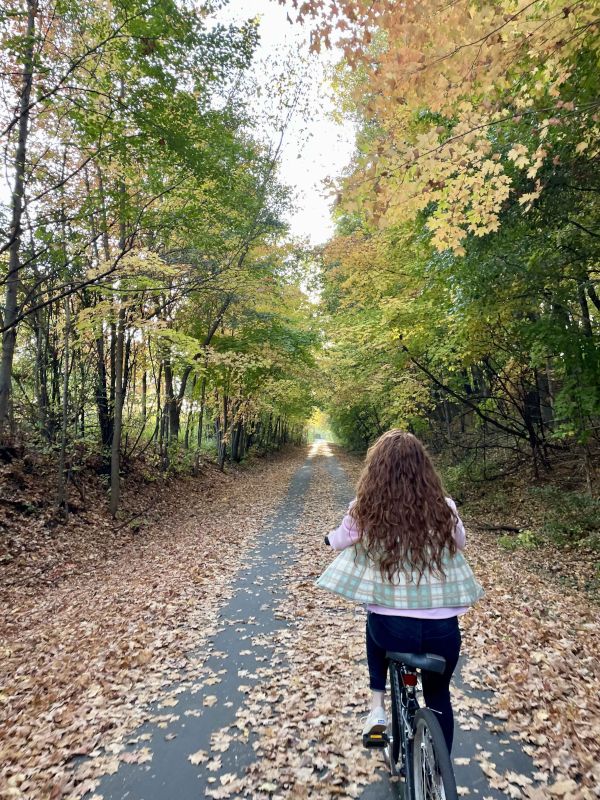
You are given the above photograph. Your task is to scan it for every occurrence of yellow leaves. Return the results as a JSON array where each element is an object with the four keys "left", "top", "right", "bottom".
[
  {"left": 507, "top": 144, "right": 529, "bottom": 169},
  {"left": 324, "top": 0, "right": 593, "bottom": 252},
  {"left": 518, "top": 180, "right": 542, "bottom": 212},
  {"left": 480, "top": 159, "right": 503, "bottom": 177},
  {"left": 526, "top": 147, "right": 547, "bottom": 179}
]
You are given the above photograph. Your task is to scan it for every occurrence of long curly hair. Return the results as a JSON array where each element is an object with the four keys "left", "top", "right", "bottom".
[{"left": 350, "top": 430, "right": 457, "bottom": 582}]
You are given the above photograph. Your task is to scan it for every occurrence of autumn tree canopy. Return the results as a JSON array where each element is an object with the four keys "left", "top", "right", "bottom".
[
  {"left": 0, "top": 0, "right": 319, "bottom": 515},
  {"left": 1, "top": 0, "right": 598, "bottom": 514},
  {"left": 295, "top": 0, "right": 600, "bottom": 484}
]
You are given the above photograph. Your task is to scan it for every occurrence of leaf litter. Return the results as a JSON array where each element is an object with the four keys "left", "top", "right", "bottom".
[
  {"left": 3, "top": 443, "right": 600, "bottom": 800},
  {"left": 0, "top": 450, "right": 301, "bottom": 799},
  {"left": 201, "top": 445, "right": 599, "bottom": 799}
]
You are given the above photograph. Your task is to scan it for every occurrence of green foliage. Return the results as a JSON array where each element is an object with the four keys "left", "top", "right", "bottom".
[
  {"left": 0, "top": 0, "right": 319, "bottom": 512},
  {"left": 498, "top": 530, "right": 540, "bottom": 552},
  {"left": 529, "top": 486, "right": 600, "bottom": 548},
  {"left": 318, "top": 23, "right": 600, "bottom": 478}
]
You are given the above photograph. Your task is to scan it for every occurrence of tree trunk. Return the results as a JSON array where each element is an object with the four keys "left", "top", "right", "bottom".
[
  {"left": 184, "top": 375, "right": 197, "bottom": 449},
  {"left": 231, "top": 419, "right": 244, "bottom": 463},
  {"left": 95, "top": 329, "right": 112, "bottom": 448},
  {"left": 266, "top": 413, "right": 273, "bottom": 446},
  {"left": 79, "top": 358, "right": 85, "bottom": 437},
  {"left": 109, "top": 305, "right": 125, "bottom": 516},
  {"left": 535, "top": 366, "right": 554, "bottom": 432},
  {"left": 0, "top": 0, "right": 36, "bottom": 434},
  {"left": 578, "top": 282, "right": 593, "bottom": 339},
  {"left": 150, "top": 362, "right": 163, "bottom": 445},
  {"left": 141, "top": 369, "right": 147, "bottom": 423},
  {"left": 164, "top": 359, "right": 179, "bottom": 441},
  {"left": 197, "top": 376, "right": 207, "bottom": 447},
  {"left": 215, "top": 390, "right": 228, "bottom": 471},
  {"left": 57, "top": 296, "right": 71, "bottom": 510},
  {"left": 34, "top": 308, "right": 50, "bottom": 438},
  {"left": 215, "top": 413, "right": 223, "bottom": 469},
  {"left": 109, "top": 183, "right": 127, "bottom": 517}
]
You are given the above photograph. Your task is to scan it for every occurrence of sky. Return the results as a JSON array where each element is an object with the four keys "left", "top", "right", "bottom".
[{"left": 220, "top": 0, "right": 357, "bottom": 246}]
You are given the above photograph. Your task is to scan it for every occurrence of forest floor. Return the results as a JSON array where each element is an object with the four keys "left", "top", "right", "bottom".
[
  {"left": 0, "top": 443, "right": 599, "bottom": 800},
  {"left": 445, "top": 451, "right": 600, "bottom": 604}
]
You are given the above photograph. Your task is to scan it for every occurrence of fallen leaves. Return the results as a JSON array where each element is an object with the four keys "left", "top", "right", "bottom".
[
  {"left": 211, "top": 450, "right": 384, "bottom": 798},
  {"left": 546, "top": 779, "right": 581, "bottom": 796},
  {"left": 188, "top": 749, "right": 209, "bottom": 765},
  {"left": 0, "top": 449, "right": 301, "bottom": 799},
  {"left": 461, "top": 533, "right": 600, "bottom": 795},
  {"left": 3, "top": 442, "right": 599, "bottom": 800},
  {"left": 119, "top": 747, "right": 152, "bottom": 765}
]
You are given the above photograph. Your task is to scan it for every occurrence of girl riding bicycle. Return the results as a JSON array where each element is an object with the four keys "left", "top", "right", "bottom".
[{"left": 319, "top": 430, "right": 483, "bottom": 754}]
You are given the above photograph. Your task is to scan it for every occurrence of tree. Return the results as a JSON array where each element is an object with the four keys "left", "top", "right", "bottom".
[{"left": 0, "top": 0, "right": 319, "bottom": 515}]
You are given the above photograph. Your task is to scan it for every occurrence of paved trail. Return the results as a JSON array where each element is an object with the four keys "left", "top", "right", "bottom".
[{"left": 88, "top": 442, "right": 536, "bottom": 799}]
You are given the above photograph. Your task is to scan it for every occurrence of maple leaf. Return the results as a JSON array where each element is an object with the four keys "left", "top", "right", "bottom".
[{"left": 189, "top": 749, "right": 209, "bottom": 765}]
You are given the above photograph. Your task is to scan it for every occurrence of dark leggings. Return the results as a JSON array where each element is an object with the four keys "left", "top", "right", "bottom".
[{"left": 366, "top": 612, "right": 461, "bottom": 753}]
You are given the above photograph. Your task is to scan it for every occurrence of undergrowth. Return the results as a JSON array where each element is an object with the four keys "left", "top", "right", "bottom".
[{"left": 440, "top": 452, "right": 600, "bottom": 552}]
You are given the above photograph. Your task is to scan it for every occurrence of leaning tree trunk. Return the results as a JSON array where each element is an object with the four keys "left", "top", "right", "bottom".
[{"left": 0, "top": 0, "right": 36, "bottom": 434}]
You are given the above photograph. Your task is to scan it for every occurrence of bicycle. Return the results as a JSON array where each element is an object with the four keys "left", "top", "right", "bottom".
[{"left": 363, "top": 650, "right": 458, "bottom": 800}]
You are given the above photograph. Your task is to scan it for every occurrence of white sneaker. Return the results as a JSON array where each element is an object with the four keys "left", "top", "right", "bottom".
[{"left": 362, "top": 706, "right": 387, "bottom": 737}]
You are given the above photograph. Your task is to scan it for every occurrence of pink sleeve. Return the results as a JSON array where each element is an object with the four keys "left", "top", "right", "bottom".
[
  {"left": 446, "top": 497, "right": 466, "bottom": 550},
  {"left": 328, "top": 501, "right": 361, "bottom": 550}
]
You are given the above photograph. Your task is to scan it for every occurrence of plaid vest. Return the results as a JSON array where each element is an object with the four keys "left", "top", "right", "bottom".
[{"left": 316, "top": 543, "right": 484, "bottom": 609}]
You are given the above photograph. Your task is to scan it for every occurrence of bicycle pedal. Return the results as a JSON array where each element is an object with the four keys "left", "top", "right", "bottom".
[{"left": 362, "top": 731, "right": 389, "bottom": 749}]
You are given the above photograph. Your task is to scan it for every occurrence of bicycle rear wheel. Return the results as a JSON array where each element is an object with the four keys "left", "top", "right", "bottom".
[{"left": 412, "top": 708, "right": 458, "bottom": 800}]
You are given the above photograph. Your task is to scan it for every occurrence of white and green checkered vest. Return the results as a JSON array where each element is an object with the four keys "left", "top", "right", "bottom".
[{"left": 316, "top": 543, "right": 484, "bottom": 609}]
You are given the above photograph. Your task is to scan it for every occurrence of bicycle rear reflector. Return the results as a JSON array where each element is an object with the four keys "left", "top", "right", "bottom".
[{"left": 402, "top": 672, "right": 418, "bottom": 687}]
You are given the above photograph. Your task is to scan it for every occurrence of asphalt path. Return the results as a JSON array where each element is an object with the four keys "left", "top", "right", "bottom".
[{"left": 87, "top": 444, "right": 535, "bottom": 799}]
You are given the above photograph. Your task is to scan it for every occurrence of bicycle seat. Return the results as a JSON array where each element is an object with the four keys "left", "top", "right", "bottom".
[{"left": 386, "top": 652, "right": 446, "bottom": 674}]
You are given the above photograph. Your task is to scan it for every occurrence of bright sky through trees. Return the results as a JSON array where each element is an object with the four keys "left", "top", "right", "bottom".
[{"left": 219, "top": 0, "right": 356, "bottom": 245}]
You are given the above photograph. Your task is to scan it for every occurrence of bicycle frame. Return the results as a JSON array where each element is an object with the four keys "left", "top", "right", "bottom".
[
  {"left": 388, "top": 660, "right": 420, "bottom": 799},
  {"left": 383, "top": 657, "right": 459, "bottom": 800},
  {"left": 395, "top": 662, "right": 420, "bottom": 740}
]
